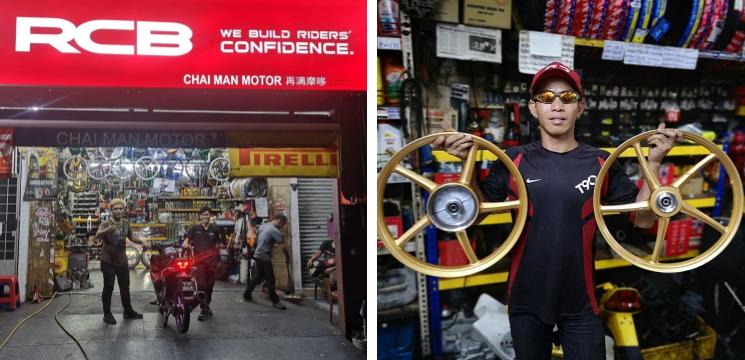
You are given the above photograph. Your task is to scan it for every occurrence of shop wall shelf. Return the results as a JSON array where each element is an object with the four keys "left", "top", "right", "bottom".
[
  {"left": 574, "top": 37, "right": 745, "bottom": 62},
  {"left": 378, "top": 241, "right": 417, "bottom": 256},
  {"left": 377, "top": 106, "right": 401, "bottom": 120},
  {"left": 140, "top": 237, "right": 166, "bottom": 241},
  {"left": 130, "top": 223, "right": 166, "bottom": 228},
  {"left": 439, "top": 250, "right": 701, "bottom": 290},
  {"left": 158, "top": 197, "right": 217, "bottom": 200},
  {"left": 433, "top": 145, "right": 717, "bottom": 162},
  {"left": 477, "top": 197, "right": 714, "bottom": 225},
  {"left": 161, "top": 208, "right": 221, "bottom": 212}
]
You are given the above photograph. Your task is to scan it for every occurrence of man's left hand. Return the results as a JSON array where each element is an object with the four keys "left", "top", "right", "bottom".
[{"left": 647, "top": 123, "right": 684, "bottom": 164}]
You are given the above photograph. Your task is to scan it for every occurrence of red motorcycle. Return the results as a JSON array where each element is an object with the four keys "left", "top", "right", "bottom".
[{"left": 148, "top": 241, "right": 203, "bottom": 333}]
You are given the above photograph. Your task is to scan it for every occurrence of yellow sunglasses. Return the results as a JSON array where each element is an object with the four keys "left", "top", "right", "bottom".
[{"left": 533, "top": 90, "right": 582, "bottom": 104}]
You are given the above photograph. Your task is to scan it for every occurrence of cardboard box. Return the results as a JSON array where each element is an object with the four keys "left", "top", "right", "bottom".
[
  {"left": 679, "top": 177, "right": 704, "bottom": 197},
  {"left": 425, "top": 108, "right": 458, "bottom": 135},
  {"left": 463, "top": 0, "right": 511, "bottom": 29},
  {"left": 433, "top": 0, "right": 459, "bottom": 24}
]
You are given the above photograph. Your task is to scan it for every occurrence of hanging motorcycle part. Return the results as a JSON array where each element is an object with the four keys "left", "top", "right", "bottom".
[
  {"left": 134, "top": 155, "right": 160, "bottom": 181},
  {"left": 594, "top": 130, "right": 743, "bottom": 272},
  {"left": 0, "top": 292, "right": 89, "bottom": 359}
]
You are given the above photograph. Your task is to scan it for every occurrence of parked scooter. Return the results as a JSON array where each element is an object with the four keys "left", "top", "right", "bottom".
[
  {"left": 148, "top": 241, "right": 203, "bottom": 333},
  {"left": 550, "top": 282, "right": 643, "bottom": 360},
  {"left": 597, "top": 282, "right": 644, "bottom": 360}
]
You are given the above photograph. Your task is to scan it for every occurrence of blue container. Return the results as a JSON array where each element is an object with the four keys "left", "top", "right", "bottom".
[{"left": 378, "top": 319, "right": 416, "bottom": 360}]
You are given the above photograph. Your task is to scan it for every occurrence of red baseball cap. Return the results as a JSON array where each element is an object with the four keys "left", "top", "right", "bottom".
[{"left": 530, "top": 62, "right": 583, "bottom": 97}]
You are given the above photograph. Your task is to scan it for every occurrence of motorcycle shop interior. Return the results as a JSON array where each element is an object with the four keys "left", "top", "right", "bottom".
[
  {"left": 0, "top": 86, "right": 366, "bottom": 341},
  {"left": 378, "top": 1, "right": 745, "bottom": 359},
  {"left": 13, "top": 143, "right": 339, "bottom": 304}
]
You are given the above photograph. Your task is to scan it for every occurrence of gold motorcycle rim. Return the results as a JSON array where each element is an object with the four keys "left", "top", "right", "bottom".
[
  {"left": 377, "top": 132, "right": 529, "bottom": 278},
  {"left": 594, "top": 130, "right": 743, "bottom": 273}
]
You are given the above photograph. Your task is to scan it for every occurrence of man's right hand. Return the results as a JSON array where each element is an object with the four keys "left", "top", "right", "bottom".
[{"left": 431, "top": 120, "right": 474, "bottom": 161}]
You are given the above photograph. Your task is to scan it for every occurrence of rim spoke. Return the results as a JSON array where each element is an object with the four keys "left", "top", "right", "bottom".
[
  {"left": 672, "top": 154, "right": 716, "bottom": 189},
  {"left": 394, "top": 165, "right": 437, "bottom": 192},
  {"left": 634, "top": 142, "right": 660, "bottom": 190},
  {"left": 459, "top": 144, "right": 479, "bottom": 185},
  {"left": 600, "top": 200, "right": 651, "bottom": 214},
  {"left": 456, "top": 230, "right": 479, "bottom": 264},
  {"left": 681, "top": 203, "right": 726, "bottom": 234},
  {"left": 480, "top": 200, "right": 520, "bottom": 214},
  {"left": 650, "top": 217, "right": 670, "bottom": 263},
  {"left": 395, "top": 217, "right": 431, "bottom": 247}
]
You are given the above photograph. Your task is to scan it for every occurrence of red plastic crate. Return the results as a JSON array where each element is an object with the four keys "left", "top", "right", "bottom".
[{"left": 439, "top": 238, "right": 477, "bottom": 266}]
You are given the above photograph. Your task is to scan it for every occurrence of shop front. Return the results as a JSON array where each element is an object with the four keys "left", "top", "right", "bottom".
[{"left": 0, "top": 0, "right": 366, "bottom": 338}]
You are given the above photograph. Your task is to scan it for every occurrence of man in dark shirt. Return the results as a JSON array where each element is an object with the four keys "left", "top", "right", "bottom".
[
  {"left": 95, "top": 198, "right": 144, "bottom": 325},
  {"left": 307, "top": 239, "right": 336, "bottom": 278},
  {"left": 182, "top": 205, "right": 225, "bottom": 321},
  {"left": 434, "top": 62, "right": 682, "bottom": 359},
  {"left": 243, "top": 214, "right": 288, "bottom": 310}
]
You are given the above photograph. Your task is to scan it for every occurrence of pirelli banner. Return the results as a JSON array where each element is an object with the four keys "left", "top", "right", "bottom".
[{"left": 229, "top": 148, "right": 339, "bottom": 178}]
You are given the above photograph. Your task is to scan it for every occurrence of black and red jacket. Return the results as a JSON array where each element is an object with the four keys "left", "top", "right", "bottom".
[{"left": 480, "top": 141, "right": 638, "bottom": 324}]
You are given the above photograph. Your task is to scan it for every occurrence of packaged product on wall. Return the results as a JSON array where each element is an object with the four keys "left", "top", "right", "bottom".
[
  {"left": 377, "top": 123, "right": 403, "bottom": 159},
  {"left": 383, "top": 57, "right": 405, "bottom": 105},
  {"left": 378, "top": 0, "right": 401, "bottom": 36},
  {"left": 377, "top": 57, "right": 385, "bottom": 106}
]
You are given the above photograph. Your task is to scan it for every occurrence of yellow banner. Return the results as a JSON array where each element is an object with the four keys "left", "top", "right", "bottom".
[{"left": 229, "top": 148, "right": 339, "bottom": 177}]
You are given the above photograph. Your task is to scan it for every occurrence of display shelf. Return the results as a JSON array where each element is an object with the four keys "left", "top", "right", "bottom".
[
  {"left": 476, "top": 197, "right": 714, "bottom": 225},
  {"left": 377, "top": 106, "right": 401, "bottom": 120},
  {"left": 140, "top": 237, "right": 166, "bottom": 241},
  {"left": 130, "top": 223, "right": 166, "bottom": 228},
  {"left": 158, "top": 196, "right": 217, "bottom": 200},
  {"left": 574, "top": 37, "right": 745, "bottom": 62},
  {"left": 433, "top": 145, "right": 717, "bottom": 162},
  {"left": 161, "top": 208, "right": 221, "bottom": 212},
  {"left": 598, "top": 145, "right": 719, "bottom": 157},
  {"left": 73, "top": 218, "right": 99, "bottom": 223},
  {"left": 378, "top": 36, "right": 402, "bottom": 51},
  {"left": 378, "top": 241, "right": 417, "bottom": 255},
  {"left": 439, "top": 250, "right": 702, "bottom": 290}
]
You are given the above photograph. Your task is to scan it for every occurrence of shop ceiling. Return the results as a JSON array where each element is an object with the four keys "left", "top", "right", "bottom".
[{"left": 0, "top": 88, "right": 361, "bottom": 148}]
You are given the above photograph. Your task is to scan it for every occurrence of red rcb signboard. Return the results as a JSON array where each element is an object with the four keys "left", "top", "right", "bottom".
[{"left": 0, "top": 0, "right": 365, "bottom": 90}]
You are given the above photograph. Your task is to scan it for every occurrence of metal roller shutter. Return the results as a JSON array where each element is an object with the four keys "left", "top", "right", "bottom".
[{"left": 298, "top": 178, "right": 335, "bottom": 288}]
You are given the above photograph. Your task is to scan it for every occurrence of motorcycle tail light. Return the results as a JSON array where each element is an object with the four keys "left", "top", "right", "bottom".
[
  {"left": 175, "top": 259, "right": 191, "bottom": 271},
  {"left": 604, "top": 289, "right": 642, "bottom": 312}
]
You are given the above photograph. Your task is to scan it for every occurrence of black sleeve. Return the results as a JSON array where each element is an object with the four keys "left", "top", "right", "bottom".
[
  {"left": 185, "top": 226, "right": 194, "bottom": 241},
  {"left": 479, "top": 148, "right": 516, "bottom": 202},
  {"left": 603, "top": 158, "right": 639, "bottom": 205}
]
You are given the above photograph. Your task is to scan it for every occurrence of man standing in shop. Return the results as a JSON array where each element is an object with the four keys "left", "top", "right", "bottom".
[
  {"left": 243, "top": 214, "right": 288, "bottom": 310},
  {"left": 95, "top": 198, "right": 144, "bottom": 325},
  {"left": 434, "top": 62, "right": 683, "bottom": 359},
  {"left": 182, "top": 206, "right": 225, "bottom": 321}
]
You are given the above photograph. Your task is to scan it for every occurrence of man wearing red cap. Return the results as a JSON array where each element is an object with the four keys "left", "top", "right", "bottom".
[{"left": 435, "top": 62, "right": 682, "bottom": 359}]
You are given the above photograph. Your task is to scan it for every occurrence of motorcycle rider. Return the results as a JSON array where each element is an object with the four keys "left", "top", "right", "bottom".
[
  {"left": 182, "top": 205, "right": 225, "bottom": 321},
  {"left": 95, "top": 198, "right": 145, "bottom": 325},
  {"left": 434, "top": 62, "right": 682, "bottom": 359}
]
